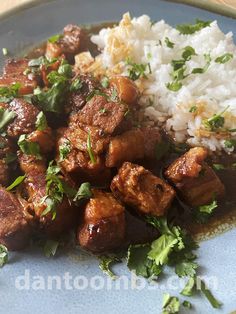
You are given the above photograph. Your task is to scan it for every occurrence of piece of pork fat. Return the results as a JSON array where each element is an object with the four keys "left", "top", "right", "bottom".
[
  {"left": 77, "top": 189, "right": 125, "bottom": 253},
  {"left": 18, "top": 154, "right": 78, "bottom": 237},
  {"left": 0, "top": 187, "right": 31, "bottom": 250},
  {"left": 0, "top": 99, "right": 39, "bottom": 138},
  {"left": 0, "top": 59, "right": 38, "bottom": 95},
  {"left": 111, "top": 162, "right": 175, "bottom": 217},
  {"left": 46, "top": 24, "right": 87, "bottom": 63},
  {"left": 106, "top": 127, "right": 161, "bottom": 167},
  {"left": 164, "top": 147, "right": 225, "bottom": 207},
  {"left": 71, "top": 95, "right": 131, "bottom": 135}
]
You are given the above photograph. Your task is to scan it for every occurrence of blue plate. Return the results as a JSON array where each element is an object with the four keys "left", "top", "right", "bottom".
[{"left": 0, "top": 1, "right": 236, "bottom": 313}]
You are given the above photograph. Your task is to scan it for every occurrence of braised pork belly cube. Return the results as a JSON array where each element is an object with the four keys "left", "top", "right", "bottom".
[
  {"left": 111, "top": 162, "right": 175, "bottom": 217},
  {"left": 59, "top": 148, "right": 111, "bottom": 186},
  {"left": 46, "top": 24, "right": 87, "bottom": 62},
  {"left": 109, "top": 76, "right": 139, "bottom": 106},
  {"left": 1, "top": 99, "right": 39, "bottom": 138},
  {"left": 164, "top": 147, "right": 225, "bottom": 207},
  {"left": 77, "top": 189, "right": 125, "bottom": 253},
  {"left": 106, "top": 128, "right": 144, "bottom": 167},
  {"left": 64, "top": 124, "right": 110, "bottom": 155},
  {"left": 18, "top": 154, "right": 78, "bottom": 237},
  {"left": 67, "top": 74, "right": 100, "bottom": 113},
  {"left": 0, "top": 135, "right": 15, "bottom": 185},
  {"left": 72, "top": 95, "right": 131, "bottom": 135},
  {"left": 106, "top": 127, "right": 161, "bottom": 167},
  {"left": 0, "top": 59, "right": 38, "bottom": 94},
  {"left": 0, "top": 187, "right": 31, "bottom": 250}
]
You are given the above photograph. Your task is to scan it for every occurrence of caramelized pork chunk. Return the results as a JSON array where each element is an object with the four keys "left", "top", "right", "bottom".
[
  {"left": 111, "top": 162, "right": 175, "bottom": 216},
  {"left": 27, "top": 128, "right": 54, "bottom": 154},
  {"left": 77, "top": 189, "right": 125, "bottom": 253},
  {"left": 18, "top": 154, "right": 78, "bottom": 236},
  {"left": 0, "top": 59, "right": 38, "bottom": 94},
  {"left": 106, "top": 128, "right": 144, "bottom": 167},
  {"left": 0, "top": 187, "right": 31, "bottom": 250},
  {"left": 164, "top": 147, "right": 225, "bottom": 207},
  {"left": 72, "top": 95, "right": 131, "bottom": 135},
  {"left": 46, "top": 24, "right": 86, "bottom": 62},
  {"left": 106, "top": 127, "right": 161, "bottom": 167},
  {"left": 0, "top": 160, "right": 9, "bottom": 186},
  {"left": 4, "top": 99, "right": 39, "bottom": 138},
  {"left": 67, "top": 74, "right": 100, "bottom": 113},
  {"left": 109, "top": 76, "right": 139, "bottom": 106}
]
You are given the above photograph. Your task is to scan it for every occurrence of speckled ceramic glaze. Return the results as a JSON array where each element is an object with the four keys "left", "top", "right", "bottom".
[{"left": 0, "top": 1, "right": 236, "bottom": 313}]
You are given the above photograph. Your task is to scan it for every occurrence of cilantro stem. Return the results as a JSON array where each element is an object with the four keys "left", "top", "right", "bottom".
[{"left": 87, "top": 132, "right": 96, "bottom": 164}]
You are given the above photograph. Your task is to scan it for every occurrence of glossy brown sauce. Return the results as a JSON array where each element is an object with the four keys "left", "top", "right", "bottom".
[{"left": 27, "top": 22, "right": 236, "bottom": 243}]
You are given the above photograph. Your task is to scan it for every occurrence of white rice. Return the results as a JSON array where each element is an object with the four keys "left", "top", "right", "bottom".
[{"left": 90, "top": 13, "right": 236, "bottom": 152}]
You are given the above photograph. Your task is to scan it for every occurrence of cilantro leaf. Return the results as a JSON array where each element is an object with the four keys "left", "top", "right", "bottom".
[
  {"left": 198, "top": 200, "right": 218, "bottom": 214},
  {"left": 189, "top": 105, "right": 197, "bottom": 113},
  {"left": 73, "top": 182, "right": 93, "bottom": 202},
  {"left": 70, "top": 78, "right": 83, "bottom": 92},
  {"left": 192, "top": 53, "right": 211, "bottom": 74},
  {"left": 101, "top": 76, "right": 110, "bottom": 88},
  {"left": 48, "top": 34, "right": 62, "bottom": 44},
  {"left": 0, "top": 83, "right": 21, "bottom": 103},
  {"left": 43, "top": 239, "right": 59, "bottom": 257},
  {"left": 126, "top": 58, "right": 151, "bottom": 81},
  {"left": 35, "top": 111, "right": 48, "bottom": 131},
  {"left": 99, "top": 255, "right": 121, "bottom": 279},
  {"left": 203, "top": 105, "right": 229, "bottom": 131},
  {"left": 0, "top": 244, "right": 8, "bottom": 267},
  {"left": 182, "top": 300, "right": 192, "bottom": 308},
  {"left": 176, "top": 19, "right": 211, "bottom": 35},
  {"left": 162, "top": 293, "right": 180, "bottom": 314},
  {"left": 182, "top": 46, "right": 197, "bottom": 61},
  {"left": 148, "top": 234, "right": 178, "bottom": 266},
  {"left": 224, "top": 139, "right": 236, "bottom": 149},
  {"left": 0, "top": 108, "right": 16, "bottom": 132},
  {"left": 18, "top": 134, "right": 42, "bottom": 159},
  {"left": 87, "top": 132, "right": 96, "bottom": 164},
  {"left": 181, "top": 277, "right": 196, "bottom": 296},
  {"left": 59, "top": 140, "right": 71, "bottom": 162},
  {"left": 215, "top": 53, "right": 233, "bottom": 64},
  {"left": 198, "top": 278, "right": 222, "bottom": 309},
  {"left": 165, "top": 37, "right": 175, "bottom": 48},
  {"left": 166, "top": 81, "right": 182, "bottom": 92},
  {"left": 127, "top": 244, "right": 162, "bottom": 278},
  {"left": 6, "top": 175, "right": 26, "bottom": 191},
  {"left": 175, "top": 261, "right": 198, "bottom": 278}
]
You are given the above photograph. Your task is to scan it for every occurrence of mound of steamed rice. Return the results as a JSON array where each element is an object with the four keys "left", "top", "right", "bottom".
[{"left": 87, "top": 13, "right": 236, "bottom": 153}]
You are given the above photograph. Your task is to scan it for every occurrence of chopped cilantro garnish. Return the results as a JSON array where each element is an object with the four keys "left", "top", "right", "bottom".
[
  {"left": 18, "top": 134, "right": 42, "bottom": 159},
  {"left": 73, "top": 182, "right": 93, "bottom": 202},
  {"left": 35, "top": 111, "right": 48, "bottom": 131},
  {"left": 2, "top": 48, "right": 8, "bottom": 56},
  {"left": 101, "top": 76, "right": 109, "bottom": 88},
  {"left": 182, "top": 300, "right": 192, "bottom": 308},
  {"left": 87, "top": 132, "right": 96, "bottom": 164},
  {"left": 0, "top": 244, "right": 8, "bottom": 267},
  {"left": 43, "top": 239, "right": 59, "bottom": 257},
  {"left": 198, "top": 278, "right": 222, "bottom": 308},
  {"left": 166, "top": 81, "right": 182, "bottom": 92},
  {"left": 192, "top": 53, "right": 211, "bottom": 74},
  {"left": 59, "top": 140, "right": 71, "bottom": 162},
  {"left": 203, "top": 106, "right": 229, "bottom": 131},
  {"left": 70, "top": 78, "right": 83, "bottom": 92},
  {"left": 0, "top": 108, "right": 16, "bottom": 132},
  {"left": 182, "top": 46, "right": 197, "bottom": 61},
  {"left": 165, "top": 37, "right": 175, "bottom": 48},
  {"left": 181, "top": 277, "right": 196, "bottom": 296},
  {"left": 0, "top": 83, "right": 21, "bottom": 103},
  {"left": 189, "top": 105, "right": 197, "bottom": 113},
  {"left": 99, "top": 108, "right": 108, "bottom": 114},
  {"left": 224, "top": 139, "right": 236, "bottom": 149},
  {"left": 99, "top": 255, "right": 122, "bottom": 279},
  {"left": 212, "top": 163, "right": 225, "bottom": 171},
  {"left": 6, "top": 175, "right": 26, "bottom": 191},
  {"left": 176, "top": 19, "right": 211, "bottom": 35},
  {"left": 215, "top": 53, "right": 233, "bottom": 64},
  {"left": 126, "top": 58, "right": 151, "bottom": 81},
  {"left": 48, "top": 34, "right": 62, "bottom": 43},
  {"left": 162, "top": 293, "right": 180, "bottom": 314}
]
